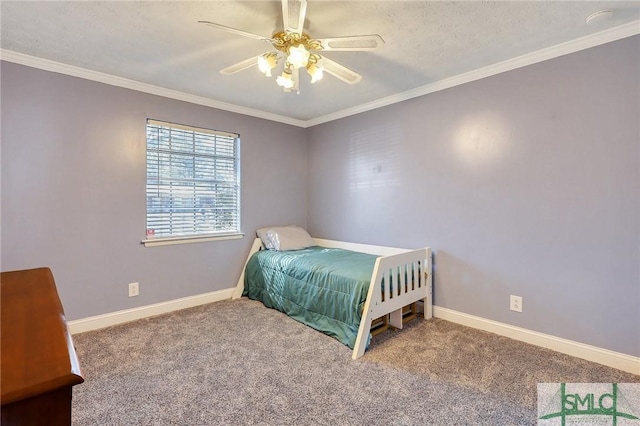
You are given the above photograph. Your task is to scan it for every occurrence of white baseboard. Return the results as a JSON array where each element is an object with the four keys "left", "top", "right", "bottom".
[
  {"left": 67, "top": 291, "right": 639, "bottom": 375},
  {"left": 68, "top": 288, "right": 235, "bottom": 334},
  {"left": 433, "top": 306, "right": 640, "bottom": 375}
]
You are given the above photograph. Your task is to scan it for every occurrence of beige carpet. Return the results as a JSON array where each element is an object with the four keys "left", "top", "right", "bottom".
[
  {"left": 71, "top": 298, "right": 638, "bottom": 425},
  {"left": 367, "top": 316, "right": 638, "bottom": 409}
]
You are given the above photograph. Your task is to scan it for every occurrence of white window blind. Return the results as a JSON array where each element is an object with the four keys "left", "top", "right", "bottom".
[{"left": 145, "top": 119, "right": 241, "bottom": 241}]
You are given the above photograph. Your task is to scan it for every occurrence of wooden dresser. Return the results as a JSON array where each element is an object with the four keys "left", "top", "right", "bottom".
[{"left": 1, "top": 267, "right": 84, "bottom": 426}]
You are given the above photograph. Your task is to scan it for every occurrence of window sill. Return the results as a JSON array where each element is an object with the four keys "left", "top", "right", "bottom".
[{"left": 141, "top": 233, "right": 244, "bottom": 247}]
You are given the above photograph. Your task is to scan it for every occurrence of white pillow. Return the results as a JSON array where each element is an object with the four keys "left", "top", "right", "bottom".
[{"left": 256, "top": 226, "right": 315, "bottom": 251}]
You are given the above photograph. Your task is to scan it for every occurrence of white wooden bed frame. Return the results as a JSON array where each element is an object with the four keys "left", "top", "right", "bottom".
[{"left": 233, "top": 238, "right": 433, "bottom": 360}]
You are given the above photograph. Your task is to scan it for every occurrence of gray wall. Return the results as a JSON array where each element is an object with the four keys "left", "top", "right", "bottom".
[
  {"left": 2, "top": 36, "right": 638, "bottom": 358},
  {"left": 307, "top": 36, "right": 640, "bottom": 357},
  {"left": 1, "top": 62, "right": 307, "bottom": 320}
]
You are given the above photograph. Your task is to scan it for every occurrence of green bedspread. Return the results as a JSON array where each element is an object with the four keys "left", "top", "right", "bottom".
[{"left": 243, "top": 246, "right": 378, "bottom": 349}]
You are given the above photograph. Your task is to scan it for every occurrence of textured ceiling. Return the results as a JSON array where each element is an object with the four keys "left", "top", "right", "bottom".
[{"left": 1, "top": 1, "right": 639, "bottom": 124}]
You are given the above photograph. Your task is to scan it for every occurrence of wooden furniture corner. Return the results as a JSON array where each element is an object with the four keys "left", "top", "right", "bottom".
[{"left": 1, "top": 267, "right": 84, "bottom": 426}]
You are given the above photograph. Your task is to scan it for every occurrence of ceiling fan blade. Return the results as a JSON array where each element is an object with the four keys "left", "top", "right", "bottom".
[
  {"left": 284, "top": 67, "right": 300, "bottom": 94},
  {"left": 198, "top": 21, "right": 272, "bottom": 42},
  {"left": 219, "top": 55, "right": 262, "bottom": 75},
  {"left": 320, "top": 57, "right": 362, "bottom": 85},
  {"left": 282, "top": 0, "right": 307, "bottom": 35},
  {"left": 315, "top": 35, "right": 385, "bottom": 51}
]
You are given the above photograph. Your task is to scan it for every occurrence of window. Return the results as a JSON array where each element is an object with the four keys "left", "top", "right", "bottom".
[{"left": 143, "top": 119, "right": 241, "bottom": 246}]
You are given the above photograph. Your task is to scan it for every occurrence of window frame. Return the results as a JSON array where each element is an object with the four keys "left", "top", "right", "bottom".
[{"left": 141, "top": 119, "right": 243, "bottom": 247}]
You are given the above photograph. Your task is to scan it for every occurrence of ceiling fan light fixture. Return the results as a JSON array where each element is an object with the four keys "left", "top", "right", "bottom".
[
  {"left": 287, "top": 44, "right": 311, "bottom": 69},
  {"left": 306, "top": 63, "right": 323, "bottom": 83},
  {"left": 258, "top": 53, "right": 278, "bottom": 77},
  {"left": 276, "top": 68, "right": 295, "bottom": 89},
  {"left": 201, "top": 0, "right": 385, "bottom": 94}
]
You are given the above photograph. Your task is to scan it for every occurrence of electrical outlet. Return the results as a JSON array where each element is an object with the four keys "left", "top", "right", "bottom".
[
  {"left": 128, "top": 282, "right": 139, "bottom": 297},
  {"left": 510, "top": 295, "right": 522, "bottom": 312}
]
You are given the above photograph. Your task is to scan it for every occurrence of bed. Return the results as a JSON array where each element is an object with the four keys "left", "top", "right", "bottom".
[{"left": 233, "top": 227, "right": 433, "bottom": 359}]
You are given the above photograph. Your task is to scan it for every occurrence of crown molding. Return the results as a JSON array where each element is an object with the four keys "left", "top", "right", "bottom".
[
  {"left": 1, "top": 20, "right": 638, "bottom": 129},
  {"left": 0, "top": 49, "right": 307, "bottom": 128},
  {"left": 305, "top": 20, "right": 640, "bottom": 127}
]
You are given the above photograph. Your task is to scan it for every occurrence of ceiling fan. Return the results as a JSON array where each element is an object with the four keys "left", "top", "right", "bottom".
[{"left": 198, "top": 0, "right": 384, "bottom": 94}]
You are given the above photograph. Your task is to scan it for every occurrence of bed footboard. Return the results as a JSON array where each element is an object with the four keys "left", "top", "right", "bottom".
[{"left": 352, "top": 248, "right": 432, "bottom": 360}]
